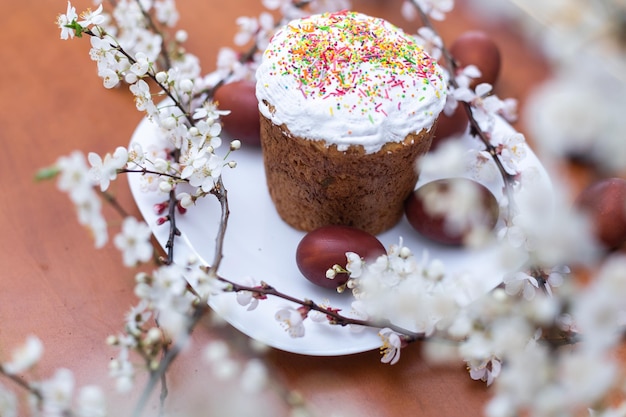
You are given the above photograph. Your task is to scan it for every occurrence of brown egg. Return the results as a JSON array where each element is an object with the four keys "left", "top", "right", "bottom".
[
  {"left": 575, "top": 177, "right": 626, "bottom": 250},
  {"left": 431, "top": 105, "right": 469, "bottom": 149},
  {"left": 449, "top": 31, "right": 501, "bottom": 88},
  {"left": 405, "top": 178, "right": 499, "bottom": 246},
  {"left": 296, "top": 225, "right": 386, "bottom": 289},
  {"left": 213, "top": 79, "right": 261, "bottom": 146}
]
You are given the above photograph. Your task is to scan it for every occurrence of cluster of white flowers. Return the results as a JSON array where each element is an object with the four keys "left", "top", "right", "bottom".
[
  {"left": 347, "top": 242, "right": 455, "bottom": 335},
  {"left": 465, "top": 0, "right": 626, "bottom": 174},
  {"left": 53, "top": 0, "right": 242, "bottom": 249},
  {"left": 54, "top": 151, "right": 108, "bottom": 248},
  {"left": 204, "top": 340, "right": 269, "bottom": 393},
  {"left": 459, "top": 254, "right": 626, "bottom": 417},
  {"left": 106, "top": 255, "right": 230, "bottom": 393},
  {"left": 0, "top": 336, "right": 106, "bottom": 416},
  {"left": 51, "top": 145, "right": 156, "bottom": 268},
  {"left": 59, "top": 0, "right": 234, "bottom": 205}
]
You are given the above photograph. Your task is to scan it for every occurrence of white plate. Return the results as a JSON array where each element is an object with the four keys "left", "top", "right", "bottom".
[{"left": 128, "top": 116, "right": 550, "bottom": 356}]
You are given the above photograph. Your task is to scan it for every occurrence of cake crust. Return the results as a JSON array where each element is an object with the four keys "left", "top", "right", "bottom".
[{"left": 260, "top": 113, "right": 435, "bottom": 234}]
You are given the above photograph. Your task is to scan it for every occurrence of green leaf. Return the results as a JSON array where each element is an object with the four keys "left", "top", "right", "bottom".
[
  {"left": 34, "top": 166, "right": 60, "bottom": 182},
  {"left": 64, "top": 20, "right": 84, "bottom": 38}
]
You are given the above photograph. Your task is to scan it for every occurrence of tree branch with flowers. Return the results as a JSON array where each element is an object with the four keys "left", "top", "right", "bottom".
[{"left": 2, "top": 0, "right": 626, "bottom": 416}]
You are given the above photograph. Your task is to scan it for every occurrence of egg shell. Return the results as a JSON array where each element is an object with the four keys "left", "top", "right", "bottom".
[
  {"left": 404, "top": 178, "right": 499, "bottom": 246},
  {"left": 214, "top": 80, "right": 261, "bottom": 146},
  {"left": 431, "top": 105, "right": 469, "bottom": 148},
  {"left": 449, "top": 31, "right": 501, "bottom": 88},
  {"left": 575, "top": 177, "right": 626, "bottom": 250},
  {"left": 296, "top": 225, "right": 386, "bottom": 289}
]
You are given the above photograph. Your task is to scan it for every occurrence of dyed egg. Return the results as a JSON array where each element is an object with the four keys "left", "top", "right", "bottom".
[
  {"left": 213, "top": 80, "right": 261, "bottom": 146},
  {"left": 575, "top": 177, "right": 626, "bottom": 250},
  {"left": 405, "top": 178, "right": 499, "bottom": 246},
  {"left": 431, "top": 105, "right": 469, "bottom": 148},
  {"left": 449, "top": 31, "right": 501, "bottom": 88},
  {"left": 296, "top": 225, "right": 386, "bottom": 289}
]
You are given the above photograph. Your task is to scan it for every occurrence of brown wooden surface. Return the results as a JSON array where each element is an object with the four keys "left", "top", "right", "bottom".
[{"left": 0, "top": 1, "right": 552, "bottom": 415}]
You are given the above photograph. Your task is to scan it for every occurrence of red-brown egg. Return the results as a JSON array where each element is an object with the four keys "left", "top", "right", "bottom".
[
  {"left": 296, "top": 225, "right": 386, "bottom": 289},
  {"left": 405, "top": 178, "right": 499, "bottom": 246},
  {"left": 449, "top": 31, "right": 501, "bottom": 88},
  {"left": 431, "top": 105, "right": 469, "bottom": 148},
  {"left": 213, "top": 79, "right": 261, "bottom": 146},
  {"left": 575, "top": 177, "right": 626, "bottom": 250}
]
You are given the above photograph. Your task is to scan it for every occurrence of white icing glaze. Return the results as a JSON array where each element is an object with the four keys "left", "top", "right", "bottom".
[{"left": 255, "top": 10, "right": 447, "bottom": 154}]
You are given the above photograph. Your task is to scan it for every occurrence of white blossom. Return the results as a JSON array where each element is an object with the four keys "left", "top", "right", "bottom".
[
  {"left": 139, "top": 264, "right": 194, "bottom": 336},
  {"left": 78, "top": 4, "right": 105, "bottom": 27},
  {"left": 38, "top": 368, "right": 75, "bottom": 415},
  {"left": 87, "top": 146, "right": 128, "bottom": 191},
  {"left": 129, "top": 79, "right": 155, "bottom": 114},
  {"left": 154, "top": 0, "right": 179, "bottom": 27},
  {"left": 413, "top": 0, "right": 454, "bottom": 21},
  {"left": 236, "top": 276, "right": 262, "bottom": 311},
  {"left": 493, "top": 132, "right": 526, "bottom": 174},
  {"left": 130, "top": 51, "right": 151, "bottom": 77},
  {"left": 1, "top": 335, "right": 43, "bottom": 375},
  {"left": 123, "top": 298, "right": 152, "bottom": 336},
  {"left": 345, "top": 251, "right": 364, "bottom": 278},
  {"left": 57, "top": 1, "right": 78, "bottom": 40},
  {"left": 204, "top": 340, "right": 239, "bottom": 380},
  {"left": 186, "top": 153, "right": 222, "bottom": 193},
  {"left": 378, "top": 328, "right": 402, "bottom": 365},
  {"left": 234, "top": 16, "right": 260, "bottom": 46},
  {"left": 240, "top": 359, "right": 268, "bottom": 393},
  {"left": 0, "top": 384, "right": 16, "bottom": 417},
  {"left": 503, "top": 271, "right": 539, "bottom": 300},
  {"left": 89, "top": 36, "right": 118, "bottom": 72},
  {"left": 275, "top": 306, "right": 306, "bottom": 338},
  {"left": 56, "top": 151, "right": 94, "bottom": 197},
  {"left": 108, "top": 347, "right": 135, "bottom": 393},
  {"left": 76, "top": 385, "right": 107, "bottom": 417},
  {"left": 413, "top": 26, "right": 443, "bottom": 61},
  {"left": 467, "top": 356, "right": 502, "bottom": 386},
  {"left": 113, "top": 217, "right": 153, "bottom": 267}
]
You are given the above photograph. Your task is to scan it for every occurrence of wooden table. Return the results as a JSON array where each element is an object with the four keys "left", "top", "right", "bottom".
[{"left": 0, "top": 1, "right": 551, "bottom": 415}]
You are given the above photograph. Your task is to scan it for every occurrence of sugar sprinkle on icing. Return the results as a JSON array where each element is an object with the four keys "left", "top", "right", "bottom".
[{"left": 256, "top": 10, "right": 447, "bottom": 153}]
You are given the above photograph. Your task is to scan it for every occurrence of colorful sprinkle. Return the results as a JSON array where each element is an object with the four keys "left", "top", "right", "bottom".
[{"left": 262, "top": 11, "right": 444, "bottom": 121}]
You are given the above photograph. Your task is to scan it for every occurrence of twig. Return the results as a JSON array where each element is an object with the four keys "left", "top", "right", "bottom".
[
  {"left": 100, "top": 189, "right": 130, "bottom": 218},
  {"left": 410, "top": 0, "right": 518, "bottom": 217},
  {"left": 0, "top": 368, "right": 43, "bottom": 405},
  {"left": 216, "top": 277, "right": 426, "bottom": 342},
  {"left": 207, "top": 177, "right": 229, "bottom": 275},
  {"left": 132, "top": 303, "right": 210, "bottom": 417},
  {"left": 165, "top": 189, "right": 180, "bottom": 265}
]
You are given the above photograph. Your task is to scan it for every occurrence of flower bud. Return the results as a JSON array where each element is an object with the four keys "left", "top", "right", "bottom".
[
  {"left": 177, "top": 192, "right": 194, "bottom": 208},
  {"left": 175, "top": 30, "right": 188, "bottom": 43},
  {"left": 125, "top": 72, "right": 138, "bottom": 84},
  {"left": 159, "top": 181, "right": 173, "bottom": 193},
  {"left": 230, "top": 140, "right": 242, "bottom": 151},
  {"left": 155, "top": 71, "right": 168, "bottom": 83},
  {"left": 179, "top": 79, "right": 194, "bottom": 93},
  {"left": 162, "top": 116, "right": 177, "bottom": 130}
]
